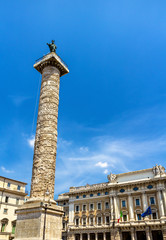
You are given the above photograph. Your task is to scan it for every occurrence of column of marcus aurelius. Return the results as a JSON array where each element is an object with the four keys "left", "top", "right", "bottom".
[{"left": 15, "top": 41, "right": 69, "bottom": 240}]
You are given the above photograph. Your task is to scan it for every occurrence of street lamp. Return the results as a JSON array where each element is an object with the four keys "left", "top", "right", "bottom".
[{"left": 42, "top": 188, "right": 51, "bottom": 240}]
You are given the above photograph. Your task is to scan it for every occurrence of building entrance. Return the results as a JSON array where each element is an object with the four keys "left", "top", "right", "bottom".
[
  {"left": 82, "top": 234, "right": 87, "bottom": 240},
  {"left": 152, "top": 230, "right": 163, "bottom": 240},
  {"left": 90, "top": 233, "right": 95, "bottom": 240},
  {"left": 122, "top": 232, "right": 131, "bottom": 240},
  {"left": 106, "top": 232, "right": 110, "bottom": 240},
  {"left": 98, "top": 233, "right": 103, "bottom": 240},
  {"left": 136, "top": 231, "right": 146, "bottom": 240}
]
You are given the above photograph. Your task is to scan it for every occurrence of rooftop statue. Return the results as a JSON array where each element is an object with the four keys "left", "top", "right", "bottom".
[
  {"left": 107, "top": 173, "right": 117, "bottom": 183},
  {"left": 47, "top": 40, "right": 57, "bottom": 53},
  {"left": 153, "top": 164, "right": 165, "bottom": 176}
]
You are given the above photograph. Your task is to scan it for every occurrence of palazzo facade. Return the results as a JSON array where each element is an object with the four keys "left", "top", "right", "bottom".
[
  {"left": 57, "top": 165, "right": 166, "bottom": 240},
  {"left": 0, "top": 176, "right": 27, "bottom": 240}
]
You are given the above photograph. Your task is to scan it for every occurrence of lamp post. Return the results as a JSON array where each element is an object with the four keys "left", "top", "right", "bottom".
[{"left": 42, "top": 189, "right": 51, "bottom": 240}]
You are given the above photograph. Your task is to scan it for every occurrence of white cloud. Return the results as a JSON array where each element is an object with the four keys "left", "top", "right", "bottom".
[
  {"left": 95, "top": 161, "right": 108, "bottom": 168},
  {"left": 1, "top": 166, "right": 14, "bottom": 174},
  {"left": 79, "top": 146, "right": 89, "bottom": 153},
  {"left": 103, "top": 169, "right": 109, "bottom": 174},
  {"left": 27, "top": 135, "right": 35, "bottom": 148}
]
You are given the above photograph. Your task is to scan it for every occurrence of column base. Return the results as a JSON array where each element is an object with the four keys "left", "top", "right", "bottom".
[{"left": 15, "top": 200, "right": 64, "bottom": 240}]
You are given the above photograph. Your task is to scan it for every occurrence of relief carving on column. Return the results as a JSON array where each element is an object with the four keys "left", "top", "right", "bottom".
[
  {"left": 107, "top": 173, "right": 117, "bottom": 183},
  {"left": 152, "top": 164, "right": 166, "bottom": 177}
]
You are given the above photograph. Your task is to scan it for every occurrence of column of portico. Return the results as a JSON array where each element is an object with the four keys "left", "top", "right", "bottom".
[
  {"left": 87, "top": 233, "right": 90, "bottom": 240},
  {"left": 103, "top": 232, "right": 106, "bottom": 240},
  {"left": 130, "top": 227, "right": 135, "bottom": 240},
  {"left": 69, "top": 201, "right": 75, "bottom": 225},
  {"left": 114, "top": 195, "right": 120, "bottom": 220},
  {"left": 162, "top": 226, "right": 166, "bottom": 240},
  {"left": 145, "top": 227, "right": 151, "bottom": 240},
  {"left": 142, "top": 191, "right": 149, "bottom": 220},
  {"left": 110, "top": 196, "right": 114, "bottom": 220},
  {"left": 157, "top": 189, "right": 165, "bottom": 218},
  {"left": 162, "top": 188, "right": 166, "bottom": 213},
  {"left": 128, "top": 194, "right": 134, "bottom": 221},
  {"left": 80, "top": 233, "right": 82, "bottom": 240},
  {"left": 95, "top": 233, "right": 97, "bottom": 240},
  {"left": 142, "top": 191, "right": 148, "bottom": 211}
]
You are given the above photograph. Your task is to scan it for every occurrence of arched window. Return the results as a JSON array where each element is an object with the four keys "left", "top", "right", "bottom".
[
  {"left": 1, "top": 218, "right": 8, "bottom": 232},
  {"left": 12, "top": 220, "right": 16, "bottom": 234}
]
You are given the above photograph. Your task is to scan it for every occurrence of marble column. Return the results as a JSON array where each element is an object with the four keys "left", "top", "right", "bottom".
[
  {"left": 128, "top": 194, "right": 134, "bottom": 221},
  {"left": 114, "top": 195, "right": 120, "bottom": 220},
  {"left": 142, "top": 191, "right": 148, "bottom": 220},
  {"left": 110, "top": 196, "right": 114, "bottom": 220},
  {"left": 15, "top": 48, "right": 69, "bottom": 240},
  {"left": 145, "top": 227, "right": 151, "bottom": 240},
  {"left": 69, "top": 202, "right": 74, "bottom": 225},
  {"left": 95, "top": 233, "right": 97, "bottom": 240},
  {"left": 162, "top": 189, "right": 166, "bottom": 213},
  {"left": 103, "top": 232, "right": 106, "bottom": 240},
  {"left": 131, "top": 227, "right": 135, "bottom": 240},
  {"left": 162, "top": 226, "right": 166, "bottom": 240},
  {"left": 157, "top": 190, "right": 165, "bottom": 218}
]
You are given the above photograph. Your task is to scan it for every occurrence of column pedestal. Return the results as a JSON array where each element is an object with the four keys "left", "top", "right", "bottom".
[{"left": 15, "top": 200, "right": 63, "bottom": 240}]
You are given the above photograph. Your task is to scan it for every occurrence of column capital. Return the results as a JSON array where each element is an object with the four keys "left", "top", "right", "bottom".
[{"left": 34, "top": 52, "right": 69, "bottom": 76}]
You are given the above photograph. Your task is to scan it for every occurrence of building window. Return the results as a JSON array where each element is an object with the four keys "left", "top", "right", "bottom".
[
  {"left": 122, "top": 200, "right": 126, "bottom": 208},
  {"left": 133, "top": 187, "right": 139, "bottom": 191},
  {"left": 75, "top": 205, "right": 79, "bottom": 212},
  {"left": 16, "top": 198, "right": 19, "bottom": 205},
  {"left": 90, "top": 194, "right": 93, "bottom": 197},
  {"left": 90, "top": 217, "right": 93, "bottom": 225},
  {"left": 3, "top": 209, "right": 8, "bottom": 214},
  {"left": 105, "top": 191, "right": 109, "bottom": 195},
  {"left": 75, "top": 218, "right": 79, "bottom": 226},
  {"left": 76, "top": 195, "right": 79, "bottom": 199},
  {"left": 17, "top": 185, "right": 21, "bottom": 190},
  {"left": 150, "top": 197, "right": 155, "bottom": 205},
  {"left": 105, "top": 202, "right": 109, "bottom": 209},
  {"left": 90, "top": 203, "right": 94, "bottom": 211},
  {"left": 63, "top": 202, "right": 66, "bottom": 205},
  {"left": 123, "top": 215, "right": 127, "bottom": 221},
  {"left": 97, "top": 203, "right": 101, "bottom": 210},
  {"left": 106, "top": 216, "right": 109, "bottom": 224},
  {"left": 5, "top": 196, "right": 9, "bottom": 203},
  {"left": 7, "top": 183, "right": 10, "bottom": 188},
  {"left": 12, "top": 224, "right": 16, "bottom": 234},
  {"left": 147, "top": 185, "right": 153, "bottom": 189},
  {"left": 135, "top": 199, "right": 140, "bottom": 206},
  {"left": 152, "top": 212, "right": 157, "bottom": 219},
  {"left": 83, "top": 195, "right": 86, "bottom": 198},
  {"left": 97, "top": 216, "right": 102, "bottom": 225},
  {"left": 97, "top": 193, "right": 101, "bottom": 196},
  {"left": 63, "top": 222, "right": 65, "bottom": 230},
  {"left": 1, "top": 223, "right": 6, "bottom": 232},
  {"left": 120, "top": 189, "right": 125, "bottom": 193},
  {"left": 82, "top": 204, "right": 86, "bottom": 211},
  {"left": 137, "top": 214, "right": 142, "bottom": 220},
  {"left": 82, "top": 217, "right": 86, "bottom": 226}
]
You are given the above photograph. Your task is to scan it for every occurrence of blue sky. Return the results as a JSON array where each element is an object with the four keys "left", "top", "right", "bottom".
[{"left": 0, "top": 0, "right": 166, "bottom": 198}]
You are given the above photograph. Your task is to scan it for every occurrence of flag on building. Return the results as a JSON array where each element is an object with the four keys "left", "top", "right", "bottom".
[
  {"left": 141, "top": 206, "right": 152, "bottom": 218},
  {"left": 118, "top": 210, "right": 123, "bottom": 223}
]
